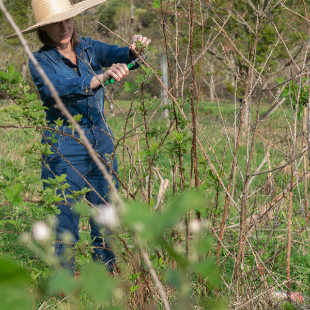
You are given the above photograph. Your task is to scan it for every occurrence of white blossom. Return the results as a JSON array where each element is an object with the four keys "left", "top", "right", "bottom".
[
  {"left": 32, "top": 222, "right": 51, "bottom": 241},
  {"left": 189, "top": 219, "right": 201, "bottom": 233},
  {"left": 95, "top": 204, "right": 119, "bottom": 229}
]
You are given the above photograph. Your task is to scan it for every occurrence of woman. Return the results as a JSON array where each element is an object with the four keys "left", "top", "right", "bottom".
[{"left": 9, "top": 0, "right": 150, "bottom": 273}]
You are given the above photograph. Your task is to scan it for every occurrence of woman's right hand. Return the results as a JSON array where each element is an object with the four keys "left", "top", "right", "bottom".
[
  {"left": 90, "top": 63, "right": 130, "bottom": 89},
  {"left": 102, "top": 63, "right": 129, "bottom": 83}
]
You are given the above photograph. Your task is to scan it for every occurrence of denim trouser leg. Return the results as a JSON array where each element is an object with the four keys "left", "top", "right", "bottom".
[
  {"left": 86, "top": 155, "right": 118, "bottom": 272},
  {"left": 41, "top": 121, "right": 118, "bottom": 274}
]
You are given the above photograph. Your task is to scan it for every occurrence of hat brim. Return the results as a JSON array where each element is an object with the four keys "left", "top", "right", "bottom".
[{"left": 7, "top": 0, "right": 107, "bottom": 39}]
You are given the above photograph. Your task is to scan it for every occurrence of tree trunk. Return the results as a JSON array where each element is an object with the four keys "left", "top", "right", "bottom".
[
  {"left": 130, "top": 0, "right": 134, "bottom": 34},
  {"left": 210, "top": 61, "right": 215, "bottom": 103},
  {"left": 160, "top": 53, "right": 169, "bottom": 118}
]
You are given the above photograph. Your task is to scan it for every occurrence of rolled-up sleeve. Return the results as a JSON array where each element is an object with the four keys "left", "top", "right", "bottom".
[{"left": 90, "top": 38, "right": 139, "bottom": 69}]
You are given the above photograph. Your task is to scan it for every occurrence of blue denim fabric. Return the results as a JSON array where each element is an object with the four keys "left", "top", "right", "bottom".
[
  {"left": 29, "top": 37, "right": 137, "bottom": 273},
  {"left": 29, "top": 36, "right": 138, "bottom": 126},
  {"left": 42, "top": 120, "right": 118, "bottom": 273}
]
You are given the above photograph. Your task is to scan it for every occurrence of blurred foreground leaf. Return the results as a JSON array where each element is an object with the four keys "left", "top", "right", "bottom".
[
  {"left": 121, "top": 190, "right": 205, "bottom": 242},
  {"left": 0, "top": 258, "right": 34, "bottom": 310},
  {"left": 80, "top": 262, "right": 117, "bottom": 303},
  {"left": 49, "top": 269, "right": 79, "bottom": 296}
]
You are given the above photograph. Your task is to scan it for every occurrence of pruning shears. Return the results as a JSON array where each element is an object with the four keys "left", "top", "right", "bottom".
[{"left": 103, "top": 52, "right": 147, "bottom": 86}]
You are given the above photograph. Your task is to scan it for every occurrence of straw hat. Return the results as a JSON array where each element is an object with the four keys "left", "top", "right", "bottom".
[{"left": 8, "top": 0, "right": 107, "bottom": 38}]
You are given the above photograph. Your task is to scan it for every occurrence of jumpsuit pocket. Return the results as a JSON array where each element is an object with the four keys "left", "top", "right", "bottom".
[{"left": 41, "top": 129, "right": 63, "bottom": 163}]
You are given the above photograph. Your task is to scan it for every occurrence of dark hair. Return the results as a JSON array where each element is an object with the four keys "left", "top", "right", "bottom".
[{"left": 37, "top": 23, "right": 80, "bottom": 50}]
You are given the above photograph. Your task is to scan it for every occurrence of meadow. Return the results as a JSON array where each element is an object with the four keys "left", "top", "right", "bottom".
[{"left": 1, "top": 0, "right": 310, "bottom": 309}]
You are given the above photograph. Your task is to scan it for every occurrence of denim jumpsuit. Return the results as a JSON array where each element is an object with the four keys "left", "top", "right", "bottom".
[{"left": 29, "top": 37, "right": 138, "bottom": 272}]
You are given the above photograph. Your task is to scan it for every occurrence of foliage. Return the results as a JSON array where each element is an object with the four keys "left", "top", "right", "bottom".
[
  {"left": 276, "top": 76, "right": 309, "bottom": 119},
  {"left": 0, "top": 64, "right": 46, "bottom": 126},
  {"left": 0, "top": 258, "right": 34, "bottom": 310},
  {"left": 1, "top": 0, "right": 310, "bottom": 309},
  {"left": 98, "top": 0, "right": 128, "bottom": 34}
]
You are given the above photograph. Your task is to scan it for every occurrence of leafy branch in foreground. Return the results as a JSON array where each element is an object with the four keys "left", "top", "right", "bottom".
[{"left": 0, "top": 60, "right": 226, "bottom": 309}]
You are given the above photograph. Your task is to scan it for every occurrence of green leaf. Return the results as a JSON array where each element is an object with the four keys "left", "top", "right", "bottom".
[
  {"left": 192, "top": 260, "right": 221, "bottom": 286},
  {"left": 73, "top": 201, "right": 90, "bottom": 216},
  {"left": 8, "top": 64, "right": 15, "bottom": 76},
  {"left": 3, "top": 188, "right": 14, "bottom": 201},
  {"left": 124, "top": 81, "right": 137, "bottom": 92},
  {"left": 281, "top": 302, "right": 297, "bottom": 310},
  {"left": 54, "top": 118, "right": 64, "bottom": 127},
  {"left": 130, "top": 284, "right": 140, "bottom": 293},
  {"left": 11, "top": 196, "right": 23, "bottom": 206},
  {"left": 80, "top": 262, "right": 117, "bottom": 302},
  {"left": 121, "top": 201, "right": 155, "bottom": 241},
  {"left": 3, "top": 170, "right": 13, "bottom": 180},
  {"left": 49, "top": 270, "right": 79, "bottom": 296},
  {"left": 54, "top": 194, "right": 64, "bottom": 202},
  {"left": 55, "top": 174, "right": 67, "bottom": 183},
  {"left": 12, "top": 183, "right": 23, "bottom": 197},
  {"left": 194, "top": 236, "right": 214, "bottom": 255},
  {"left": 129, "top": 272, "right": 140, "bottom": 281},
  {"left": 275, "top": 76, "right": 285, "bottom": 84},
  {"left": 0, "top": 258, "right": 34, "bottom": 310},
  {"left": 121, "top": 191, "right": 206, "bottom": 242},
  {"left": 23, "top": 85, "right": 30, "bottom": 92},
  {"left": 29, "top": 93, "right": 37, "bottom": 101},
  {"left": 164, "top": 244, "right": 188, "bottom": 270},
  {"left": 158, "top": 190, "right": 205, "bottom": 232},
  {"left": 0, "top": 258, "right": 30, "bottom": 286},
  {"left": 0, "top": 72, "right": 9, "bottom": 80},
  {"left": 165, "top": 269, "right": 183, "bottom": 292},
  {"left": 73, "top": 114, "right": 82, "bottom": 122},
  {"left": 135, "top": 73, "right": 146, "bottom": 85}
]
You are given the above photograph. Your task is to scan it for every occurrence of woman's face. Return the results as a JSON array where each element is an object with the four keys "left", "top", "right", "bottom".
[{"left": 42, "top": 18, "right": 73, "bottom": 47}]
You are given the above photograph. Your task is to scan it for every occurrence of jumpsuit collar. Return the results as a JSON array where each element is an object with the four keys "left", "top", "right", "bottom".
[{"left": 42, "top": 39, "right": 92, "bottom": 63}]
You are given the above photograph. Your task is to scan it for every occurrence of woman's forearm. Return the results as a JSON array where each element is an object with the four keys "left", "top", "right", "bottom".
[{"left": 90, "top": 73, "right": 105, "bottom": 90}]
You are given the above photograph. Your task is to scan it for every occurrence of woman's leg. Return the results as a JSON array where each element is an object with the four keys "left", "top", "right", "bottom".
[
  {"left": 86, "top": 156, "right": 118, "bottom": 272},
  {"left": 41, "top": 127, "right": 93, "bottom": 274},
  {"left": 86, "top": 123, "right": 119, "bottom": 271}
]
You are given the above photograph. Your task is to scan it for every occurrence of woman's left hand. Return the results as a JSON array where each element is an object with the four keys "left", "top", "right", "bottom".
[{"left": 130, "top": 34, "right": 151, "bottom": 54}]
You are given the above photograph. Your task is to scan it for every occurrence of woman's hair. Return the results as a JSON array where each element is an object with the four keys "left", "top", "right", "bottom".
[{"left": 37, "top": 23, "right": 80, "bottom": 50}]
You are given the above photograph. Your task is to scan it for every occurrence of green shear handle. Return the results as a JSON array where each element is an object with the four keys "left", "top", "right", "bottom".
[{"left": 103, "top": 53, "right": 146, "bottom": 86}]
